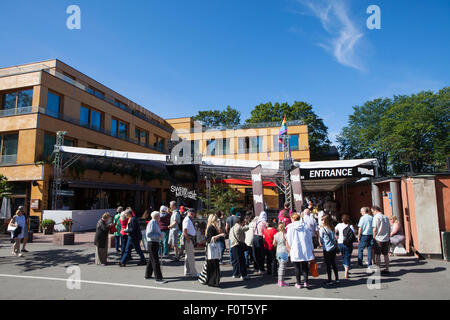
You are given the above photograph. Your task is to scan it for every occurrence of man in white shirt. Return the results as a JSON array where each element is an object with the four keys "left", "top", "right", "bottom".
[
  {"left": 372, "top": 206, "right": 391, "bottom": 274},
  {"left": 182, "top": 208, "right": 198, "bottom": 277}
]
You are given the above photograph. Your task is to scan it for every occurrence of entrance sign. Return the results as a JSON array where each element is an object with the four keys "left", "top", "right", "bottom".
[
  {"left": 290, "top": 167, "right": 303, "bottom": 212},
  {"left": 301, "top": 166, "right": 375, "bottom": 180},
  {"left": 251, "top": 165, "right": 264, "bottom": 217},
  {"left": 170, "top": 185, "right": 197, "bottom": 200}
]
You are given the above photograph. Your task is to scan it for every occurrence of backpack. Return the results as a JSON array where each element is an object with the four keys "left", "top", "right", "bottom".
[{"left": 343, "top": 225, "right": 356, "bottom": 247}]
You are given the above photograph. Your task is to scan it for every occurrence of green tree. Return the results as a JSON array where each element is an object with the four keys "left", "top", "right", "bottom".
[
  {"left": 193, "top": 106, "right": 241, "bottom": 128},
  {"left": 0, "top": 174, "right": 12, "bottom": 198},
  {"left": 336, "top": 98, "right": 392, "bottom": 175},
  {"left": 245, "top": 101, "right": 332, "bottom": 160},
  {"left": 198, "top": 180, "right": 240, "bottom": 215},
  {"left": 337, "top": 87, "right": 450, "bottom": 175}
]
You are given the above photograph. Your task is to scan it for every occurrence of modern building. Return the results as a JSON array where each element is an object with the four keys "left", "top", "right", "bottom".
[
  {"left": 0, "top": 59, "right": 174, "bottom": 219},
  {"left": 166, "top": 116, "right": 311, "bottom": 209}
]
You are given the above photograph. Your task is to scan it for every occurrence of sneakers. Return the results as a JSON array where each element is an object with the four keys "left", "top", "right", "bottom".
[
  {"left": 366, "top": 267, "right": 375, "bottom": 274},
  {"left": 295, "top": 283, "right": 302, "bottom": 289},
  {"left": 21, "top": 249, "right": 29, "bottom": 253},
  {"left": 278, "top": 280, "right": 288, "bottom": 287},
  {"left": 241, "top": 275, "right": 250, "bottom": 280}
]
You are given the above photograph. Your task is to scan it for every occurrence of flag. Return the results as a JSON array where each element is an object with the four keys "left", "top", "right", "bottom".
[{"left": 278, "top": 115, "right": 287, "bottom": 144}]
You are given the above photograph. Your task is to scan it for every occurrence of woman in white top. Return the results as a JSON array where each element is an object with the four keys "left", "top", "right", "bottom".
[
  {"left": 252, "top": 211, "right": 267, "bottom": 275},
  {"left": 8, "top": 210, "right": 26, "bottom": 257},
  {"left": 286, "top": 213, "right": 315, "bottom": 289},
  {"left": 335, "top": 214, "right": 356, "bottom": 279}
]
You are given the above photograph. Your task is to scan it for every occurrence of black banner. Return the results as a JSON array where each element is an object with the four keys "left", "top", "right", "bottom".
[{"left": 300, "top": 166, "right": 375, "bottom": 180}]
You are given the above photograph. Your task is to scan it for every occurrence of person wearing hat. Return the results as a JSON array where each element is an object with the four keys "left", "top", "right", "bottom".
[{"left": 158, "top": 205, "right": 171, "bottom": 258}]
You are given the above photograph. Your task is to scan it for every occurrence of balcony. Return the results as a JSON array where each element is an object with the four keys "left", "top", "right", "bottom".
[
  {"left": 42, "top": 68, "right": 173, "bottom": 134},
  {"left": 0, "top": 154, "right": 17, "bottom": 165},
  {"left": 0, "top": 106, "right": 41, "bottom": 118},
  {"left": 41, "top": 109, "right": 167, "bottom": 154}
]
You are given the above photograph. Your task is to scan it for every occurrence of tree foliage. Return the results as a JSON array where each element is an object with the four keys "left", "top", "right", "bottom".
[
  {"left": 245, "top": 101, "right": 331, "bottom": 160},
  {"left": 198, "top": 181, "right": 240, "bottom": 216},
  {"left": 193, "top": 106, "right": 241, "bottom": 128},
  {"left": 337, "top": 87, "right": 450, "bottom": 175},
  {"left": 0, "top": 174, "right": 12, "bottom": 198}
]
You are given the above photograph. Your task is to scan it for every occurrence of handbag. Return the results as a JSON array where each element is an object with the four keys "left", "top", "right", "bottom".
[
  {"left": 12, "top": 225, "right": 22, "bottom": 238},
  {"left": 309, "top": 260, "right": 319, "bottom": 277},
  {"left": 109, "top": 223, "right": 117, "bottom": 234},
  {"left": 7, "top": 223, "right": 17, "bottom": 233},
  {"left": 207, "top": 240, "right": 221, "bottom": 260}
]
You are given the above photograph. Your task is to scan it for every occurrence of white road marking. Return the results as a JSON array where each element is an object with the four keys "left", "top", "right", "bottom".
[{"left": 0, "top": 273, "right": 350, "bottom": 300}]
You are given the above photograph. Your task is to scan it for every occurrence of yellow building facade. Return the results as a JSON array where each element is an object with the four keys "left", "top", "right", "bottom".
[{"left": 0, "top": 60, "right": 173, "bottom": 219}]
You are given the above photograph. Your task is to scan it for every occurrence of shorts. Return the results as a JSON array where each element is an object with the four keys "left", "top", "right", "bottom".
[
  {"left": 277, "top": 252, "right": 289, "bottom": 262},
  {"left": 374, "top": 240, "right": 389, "bottom": 256}
]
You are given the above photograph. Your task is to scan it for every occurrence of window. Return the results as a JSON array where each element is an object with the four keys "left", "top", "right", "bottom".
[
  {"left": 114, "top": 100, "right": 128, "bottom": 111},
  {"left": 221, "top": 138, "right": 231, "bottom": 155},
  {"left": 0, "top": 133, "right": 18, "bottom": 164},
  {"left": 46, "top": 91, "right": 61, "bottom": 117},
  {"left": 80, "top": 105, "right": 103, "bottom": 131},
  {"left": 273, "top": 135, "right": 299, "bottom": 151},
  {"left": 43, "top": 134, "right": 75, "bottom": 159},
  {"left": 111, "top": 118, "right": 128, "bottom": 139},
  {"left": 1, "top": 88, "right": 33, "bottom": 110},
  {"left": 154, "top": 136, "right": 165, "bottom": 152},
  {"left": 238, "top": 137, "right": 250, "bottom": 153},
  {"left": 135, "top": 127, "right": 149, "bottom": 144},
  {"left": 289, "top": 134, "right": 299, "bottom": 151},
  {"left": 206, "top": 139, "right": 216, "bottom": 156},
  {"left": 249, "top": 136, "right": 264, "bottom": 153},
  {"left": 87, "top": 86, "right": 104, "bottom": 100}
]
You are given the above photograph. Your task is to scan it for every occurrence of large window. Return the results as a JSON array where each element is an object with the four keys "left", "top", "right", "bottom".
[
  {"left": 46, "top": 91, "right": 61, "bottom": 117},
  {"left": 272, "top": 134, "right": 299, "bottom": 151},
  {"left": 1, "top": 88, "right": 33, "bottom": 110},
  {"left": 249, "top": 136, "right": 264, "bottom": 153},
  {"left": 111, "top": 118, "right": 128, "bottom": 139},
  {"left": 80, "top": 105, "right": 103, "bottom": 131},
  {"left": 206, "top": 139, "right": 216, "bottom": 156},
  {"left": 154, "top": 136, "right": 165, "bottom": 152},
  {"left": 43, "top": 134, "right": 75, "bottom": 159},
  {"left": 238, "top": 137, "right": 250, "bottom": 154},
  {"left": 135, "top": 127, "right": 149, "bottom": 144},
  {"left": 0, "top": 133, "right": 18, "bottom": 164}
]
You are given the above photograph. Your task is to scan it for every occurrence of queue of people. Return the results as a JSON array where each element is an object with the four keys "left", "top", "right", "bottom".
[{"left": 1, "top": 199, "right": 398, "bottom": 289}]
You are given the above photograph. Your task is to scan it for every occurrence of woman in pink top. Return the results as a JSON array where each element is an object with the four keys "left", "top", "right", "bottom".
[
  {"left": 278, "top": 202, "right": 293, "bottom": 221},
  {"left": 278, "top": 209, "right": 292, "bottom": 227},
  {"left": 119, "top": 211, "right": 130, "bottom": 258}
]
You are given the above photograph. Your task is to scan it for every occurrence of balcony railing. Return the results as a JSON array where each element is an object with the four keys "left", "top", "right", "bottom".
[
  {"left": 42, "top": 68, "right": 173, "bottom": 133},
  {"left": 0, "top": 154, "right": 17, "bottom": 164},
  {"left": 0, "top": 106, "right": 41, "bottom": 117},
  {"left": 188, "top": 119, "right": 306, "bottom": 133},
  {"left": 41, "top": 109, "right": 167, "bottom": 153}
]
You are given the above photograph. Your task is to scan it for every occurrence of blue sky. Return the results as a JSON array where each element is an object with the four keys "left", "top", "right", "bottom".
[{"left": 0, "top": 0, "right": 449, "bottom": 144}]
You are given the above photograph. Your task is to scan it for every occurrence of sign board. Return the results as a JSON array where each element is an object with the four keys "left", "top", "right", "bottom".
[
  {"left": 290, "top": 167, "right": 303, "bottom": 212},
  {"left": 31, "top": 199, "right": 40, "bottom": 210},
  {"left": 170, "top": 185, "right": 197, "bottom": 200},
  {"left": 251, "top": 165, "right": 264, "bottom": 217},
  {"left": 300, "top": 166, "right": 375, "bottom": 180}
]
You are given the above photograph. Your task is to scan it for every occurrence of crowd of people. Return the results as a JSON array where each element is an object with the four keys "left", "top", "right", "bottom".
[{"left": 6, "top": 199, "right": 404, "bottom": 289}]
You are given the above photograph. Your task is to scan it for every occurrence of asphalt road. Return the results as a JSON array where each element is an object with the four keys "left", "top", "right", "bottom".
[{"left": 0, "top": 239, "right": 449, "bottom": 300}]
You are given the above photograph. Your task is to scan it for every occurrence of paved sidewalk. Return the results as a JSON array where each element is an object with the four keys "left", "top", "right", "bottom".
[{"left": 0, "top": 233, "right": 449, "bottom": 300}]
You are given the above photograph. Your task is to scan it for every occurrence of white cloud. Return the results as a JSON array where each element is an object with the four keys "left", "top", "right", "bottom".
[{"left": 297, "top": 0, "right": 365, "bottom": 72}]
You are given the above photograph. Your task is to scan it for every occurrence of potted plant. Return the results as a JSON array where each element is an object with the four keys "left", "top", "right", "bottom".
[
  {"left": 62, "top": 218, "right": 73, "bottom": 232},
  {"left": 41, "top": 219, "right": 55, "bottom": 235}
]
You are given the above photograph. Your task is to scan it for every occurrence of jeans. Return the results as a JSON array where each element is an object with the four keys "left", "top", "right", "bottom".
[
  {"left": 265, "top": 249, "right": 277, "bottom": 275},
  {"left": 120, "top": 235, "right": 128, "bottom": 258},
  {"left": 294, "top": 261, "right": 309, "bottom": 285},
  {"left": 358, "top": 235, "right": 374, "bottom": 266},
  {"left": 114, "top": 235, "right": 121, "bottom": 252},
  {"left": 231, "top": 245, "right": 247, "bottom": 277},
  {"left": 121, "top": 237, "right": 146, "bottom": 264},
  {"left": 244, "top": 246, "right": 252, "bottom": 268},
  {"left": 228, "top": 239, "right": 234, "bottom": 265},
  {"left": 338, "top": 243, "right": 353, "bottom": 269},
  {"left": 217, "top": 238, "right": 225, "bottom": 263},
  {"left": 160, "top": 231, "right": 169, "bottom": 256}
]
